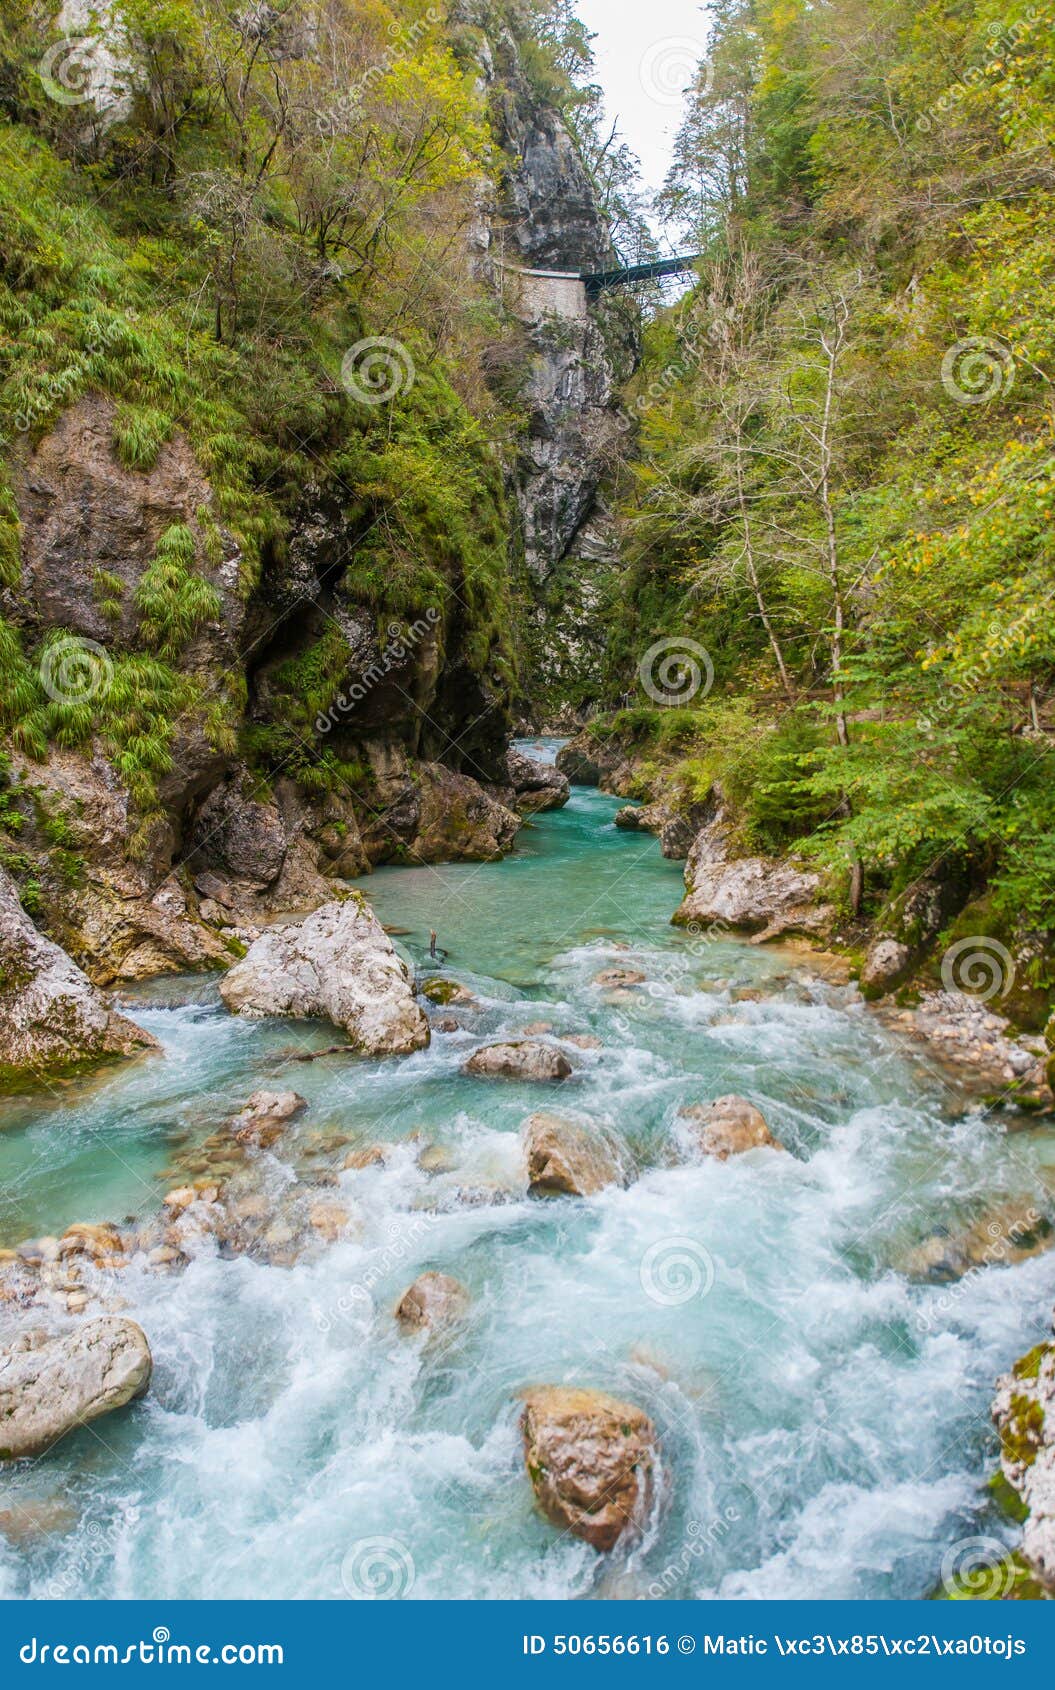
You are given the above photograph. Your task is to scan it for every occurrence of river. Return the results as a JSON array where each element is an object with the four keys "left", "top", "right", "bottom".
[{"left": 1, "top": 743, "right": 1053, "bottom": 1599}]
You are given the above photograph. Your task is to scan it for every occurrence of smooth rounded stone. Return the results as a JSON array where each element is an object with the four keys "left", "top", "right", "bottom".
[
  {"left": 897, "top": 1203, "right": 1053, "bottom": 1283},
  {"left": 432, "top": 1017, "right": 462, "bottom": 1034},
  {"left": 58, "top": 1223, "right": 126, "bottom": 1261},
  {"left": 523, "top": 1113, "right": 624, "bottom": 1198},
  {"left": 521, "top": 1021, "right": 554, "bottom": 1036},
  {"left": 564, "top": 1034, "right": 602, "bottom": 1052},
  {"left": 230, "top": 1089, "right": 307, "bottom": 1149},
  {"left": 395, "top": 1272, "right": 469, "bottom": 1332},
  {"left": 307, "top": 1202, "right": 350, "bottom": 1242},
  {"left": 506, "top": 748, "right": 570, "bottom": 814},
  {"left": 679, "top": 1095, "right": 784, "bottom": 1160},
  {"left": 220, "top": 895, "right": 430, "bottom": 1056},
  {"left": 0, "top": 1318, "right": 152, "bottom": 1461},
  {"left": 464, "top": 1042, "right": 573, "bottom": 1083},
  {"left": 593, "top": 967, "right": 646, "bottom": 990},
  {"left": 343, "top": 1144, "right": 388, "bottom": 1171},
  {"left": 520, "top": 1386, "right": 657, "bottom": 1552}
]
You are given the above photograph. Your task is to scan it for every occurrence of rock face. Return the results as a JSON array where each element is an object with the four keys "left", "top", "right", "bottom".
[
  {"left": 523, "top": 1113, "right": 623, "bottom": 1197},
  {"left": 219, "top": 896, "right": 429, "bottom": 1055},
  {"left": 679, "top": 1096, "right": 784, "bottom": 1160},
  {"left": 504, "top": 748, "right": 570, "bottom": 814},
  {"left": 614, "top": 801, "right": 713, "bottom": 862},
  {"left": 464, "top": 1042, "right": 572, "bottom": 1082},
  {"left": 0, "top": 868, "right": 158, "bottom": 1087},
  {"left": 992, "top": 1326, "right": 1055, "bottom": 1588},
  {"left": 0, "top": 1319, "right": 152, "bottom": 1460},
  {"left": 520, "top": 1386, "right": 657, "bottom": 1552},
  {"left": 674, "top": 809, "right": 833, "bottom": 942},
  {"left": 859, "top": 866, "right": 973, "bottom": 999},
  {"left": 395, "top": 1272, "right": 469, "bottom": 1332}
]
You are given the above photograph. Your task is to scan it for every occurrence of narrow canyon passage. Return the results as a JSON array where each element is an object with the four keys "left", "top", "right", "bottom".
[{"left": 1, "top": 747, "right": 1053, "bottom": 1599}]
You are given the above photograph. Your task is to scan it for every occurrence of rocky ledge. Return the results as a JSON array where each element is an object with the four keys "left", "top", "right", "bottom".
[
  {"left": 986, "top": 1316, "right": 1055, "bottom": 1596},
  {"left": 0, "top": 867, "right": 158, "bottom": 1090}
]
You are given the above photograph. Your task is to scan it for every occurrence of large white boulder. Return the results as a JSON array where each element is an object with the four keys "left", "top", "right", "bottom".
[
  {"left": 219, "top": 894, "right": 429, "bottom": 1055},
  {"left": 0, "top": 1319, "right": 152, "bottom": 1461}
]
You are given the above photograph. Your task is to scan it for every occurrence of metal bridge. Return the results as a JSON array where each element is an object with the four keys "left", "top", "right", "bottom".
[
  {"left": 580, "top": 253, "right": 702, "bottom": 299},
  {"left": 498, "top": 252, "right": 701, "bottom": 322}
]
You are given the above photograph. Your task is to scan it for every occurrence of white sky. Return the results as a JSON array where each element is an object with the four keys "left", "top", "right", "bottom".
[{"left": 575, "top": 0, "right": 714, "bottom": 222}]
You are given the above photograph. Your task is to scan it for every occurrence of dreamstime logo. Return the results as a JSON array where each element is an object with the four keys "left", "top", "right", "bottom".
[
  {"left": 939, "top": 1535, "right": 1016, "bottom": 1599},
  {"left": 941, "top": 336, "right": 1015, "bottom": 405},
  {"left": 39, "top": 637, "right": 113, "bottom": 706},
  {"left": 340, "top": 1535, "right": 416, "bottom": 1599},
  {"left": 341, "top": 337, "right": 416, "bottom": 405},
  {"left": 638, "top": 637, "right": 714, "bottom": 707},
  {"left": 640, "top": 39, "right": 712, "bottom": 108},
  {"left": 640, "top": 1237, "right": 716, "bottom": 1306},
  {"left": 940, "top": 936, "right": 1015, "bottom": 1003},
  {"left": 38, "top": 35, "right": 114, "bottom": 106}
]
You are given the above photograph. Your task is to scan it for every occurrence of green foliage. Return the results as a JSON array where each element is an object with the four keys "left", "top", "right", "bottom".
[
  {"left": 134, "top": 524, "right": 221, "bottom": 660},
  {"left": 611, "top": 0, "right": 1055, "bottom": 938}
]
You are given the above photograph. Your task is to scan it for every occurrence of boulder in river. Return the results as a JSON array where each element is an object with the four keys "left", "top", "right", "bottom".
[
  {"left": 593, "top": 967, "right": 646, "bottom": 990},
  {"left": 0, "top": 1319, "right": 152, "bottom": 1460},
  {"left": 673, "top": 811, "right": 833, "bottom": 941},
  {"left": 0, "top": 867, "right": 158, "bottom": 1089},
  {"left": 898, "top": 1202, "right": 1053, "bottom": 1283},
  {"left": 505, "top": 749, "right": 570, "bottom": 815},
  {"left": 523, "top": 1113, "right": 624, "bottom": 1197},
  {"left": 230, "top": 1089, "right": 307, "bottom": 1149},
  {"left": 219, "top": 894, "right": 429, "bottom": 1055},
  {"left": 464, "top": 1042, "right": 572, "bottom": 1082},
  {"left": 520, "top": 1386, "right": 657, "bottom": 1551},
  {"left": 396, "top": 1272, "right": 469, "bottom": 1332},
  {"left": 679, "top": 1096, "right": 784, "bottom": 1160}
]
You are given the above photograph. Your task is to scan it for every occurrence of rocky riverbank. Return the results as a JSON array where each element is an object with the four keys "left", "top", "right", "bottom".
[{"left": 556, "top": 728, "right": 1055, "bottom": 1112}]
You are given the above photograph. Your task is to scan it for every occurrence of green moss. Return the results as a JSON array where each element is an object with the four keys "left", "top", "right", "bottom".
[
  {"left": 1000, "top": 1392, "right": 1046, "bottom": 1469},
  {"left": 935, "top": 1551, "right": 1047, "bottom": 1602},
  {"left": 1013, "top": 1344, "right": 1052, "bottom": 1384},
  {"left": 421, "top": 978, "right": 459, "bottom": 1005},
  {"left": 988, "top": 1470, "right": 1029, "bottom": 1525}
]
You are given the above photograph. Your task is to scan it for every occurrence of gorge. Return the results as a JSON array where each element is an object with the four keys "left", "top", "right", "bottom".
[{"left": 1, "top": 0, "right": 1054, "bottom": 1605}]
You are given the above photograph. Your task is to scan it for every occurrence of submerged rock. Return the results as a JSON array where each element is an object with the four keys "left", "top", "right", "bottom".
[
  {"left": 520, "top": 1386, "right": 657, "bottom": 1552},
  {"left": 464, "top": 1042, "right": 572, "bottom": 1082},
  {"left": 593, "top": 966, "right": 646, "bottom": 990},
  {"left": 395, "top": 1272, "right": 469, "bottom": 1332},
  {"left": 898, "top": 1203, "right": 1053, "bottom": 1283},
  {"left": 219, "top": 895, "right": 429, "bottom": 1055},
  {"left": 523, "top": 1113, "right": 624, "bottom": 1197},
  {"left": 0, "top": 868, "right": 158, "bottom": 1089},
  {"left": 679, "top": 1096, "right": 784, "bottom": 1160},
  {"left": 0, "top": 1319, "right": 152, "bottom": 1460},
  {"left": 229, "top": 1089, "right": 307, "bottom": 1149}
]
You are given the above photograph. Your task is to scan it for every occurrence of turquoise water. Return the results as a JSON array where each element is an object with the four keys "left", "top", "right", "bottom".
[{"left": 1, "top": 743, "right": 1054, "bottom": 1599}]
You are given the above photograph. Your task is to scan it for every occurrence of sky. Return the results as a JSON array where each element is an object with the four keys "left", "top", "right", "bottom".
[{"left": 574, "top": 0, "right": 714, "bottom": 228}]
